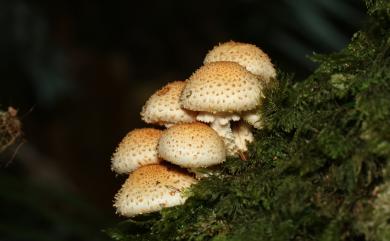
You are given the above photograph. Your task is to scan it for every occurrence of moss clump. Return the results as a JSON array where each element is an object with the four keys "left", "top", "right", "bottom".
[
  {"left": 355, "top": 163, "right": 390, "bottom": 241},
  {"left": 106, "top": 0, "right": 390, "bottom": 240}
]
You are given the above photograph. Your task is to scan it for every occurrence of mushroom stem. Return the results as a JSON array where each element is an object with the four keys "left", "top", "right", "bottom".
[
  {"left": 196, "top": 112, "right": 241, "bottom": 156},
  {"left": 238, "top": 151, "right": 248, "bottom": 161},
  {"left": 243, "top": 110, "right": 264, "bottom": 129},
  {"left": 210, "top": 120, "right": 236, "bottom": 156},
  {"left": 197, "top": 112, "right": 254, "bottom": 159},
  {"left": 232, "top": 121, "right": 254, "bottom": 152}
]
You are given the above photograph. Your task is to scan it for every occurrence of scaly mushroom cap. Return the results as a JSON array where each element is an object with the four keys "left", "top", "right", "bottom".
[
  {"left": 114, "top": 164, "right": 196, "bottom": 217},
  {"left": 111, "top": 128, "right": 162, "bottom": 174},
  {"left": 158, "top": 123, "right": 226, "bottom": 168},
  {"left": 141, "top": 81, "right": 197, "bottom": 127},
  {"left": 204, "top": 41, "right": 276, "bottom": 82},
  {"left": 181, "top": 61, "right": 262, "bottom": 113}
]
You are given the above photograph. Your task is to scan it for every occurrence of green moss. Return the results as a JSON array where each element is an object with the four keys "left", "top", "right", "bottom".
[
  {"left": 106, "top": 1, "right": 390, "bottom": 240},
  {"left": 355, "top": 161, "right": 390, "bottom": 241}
]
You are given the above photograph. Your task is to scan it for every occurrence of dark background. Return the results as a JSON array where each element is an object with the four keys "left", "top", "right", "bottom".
[{"left": 0, "top": 0, "right": 365, "bottom": 240}]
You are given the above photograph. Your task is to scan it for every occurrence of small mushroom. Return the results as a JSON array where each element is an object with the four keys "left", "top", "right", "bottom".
[
  {"left": 111, "top": 128, "right": 162, "bottom": 174},
  {"left": 114, "top": 164, "right": 197, "bottom": 217},
  {"left": 204, "top": 41, "right": 276, "bottom": 84},
  {"left": 141, "top": 81, "right": 197, "bottom": 127},
  {"left": 180, "top": 61, "right": 263, "bottom": 156},
  {"left": 158, "top": 122, "right": 226, "bottom": 168}
]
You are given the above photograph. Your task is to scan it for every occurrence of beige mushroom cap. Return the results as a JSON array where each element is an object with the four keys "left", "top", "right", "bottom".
[
  {"left": 181, "top": 61, "right": 262, "bottom": 113},
  {"left": 204, "top": 41, "right": 276, "bottom": 81},
  {"left": 111, "top": 128, "right": 162, "bottom": 174},
  {"left": 114, "top": 164, "right": 197, "bottom": 217},
  {"left": 141, "top": 81, "right": 197, "bottom": 127},
  {"left": 158, "top": 123, "right": 226, "bottom": 168}
]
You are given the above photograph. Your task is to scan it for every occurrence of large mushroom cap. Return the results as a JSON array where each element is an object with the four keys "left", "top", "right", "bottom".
[
  {"left": 180, "top": 61, "right": 262, "bottom": 113},
  {"left": 111, "top": 128, "right": 162, "bottom": 174},
  {"left": 114, "top": 164, "right": 196, "bottom": 217},
  {"left": 158, "top": 122, "right": 226, "bottom": 168},
  {"left": 204, "top": 41, "right": 276, "bottom": 82},
  {"left": 141, "top": 81, "right": 197, "bottom": 127}
]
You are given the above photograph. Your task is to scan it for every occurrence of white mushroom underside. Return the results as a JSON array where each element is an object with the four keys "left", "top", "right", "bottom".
[
  {"left": 196, "top": 112, "right": 241, "bottom": 125},
  {"left": 196, "top": 112, "right": 254, "bottom": 157}
]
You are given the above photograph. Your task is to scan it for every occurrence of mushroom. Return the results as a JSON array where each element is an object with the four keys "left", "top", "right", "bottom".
[
  {"left": 180, "top": 61, "right": 263, "bottom": 157},
  {"left": 204, "top": 41, "right": 277, "bottom": 130},
  {"left": 114, "top": 164, "right": 197, "bottom": 217},
  {"left": 111, "top": 128, "right": 162, "bottom": 174},
  {"left": 158, "top": 122, "right": 226, "bottom": 168},
  {"left": 141, "top": 81, "right": 197, "bottom": 127},
  {"left": 204, "top": 41, "right": 276, "bottom": 83}
]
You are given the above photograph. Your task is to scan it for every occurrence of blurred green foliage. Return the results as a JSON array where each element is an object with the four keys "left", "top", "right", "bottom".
[
  {"left": 106, "top": 0, "right": 390, "bottom": 240},
  {"left": 356, "top": 163, "right": 390, "bottom": 241}
]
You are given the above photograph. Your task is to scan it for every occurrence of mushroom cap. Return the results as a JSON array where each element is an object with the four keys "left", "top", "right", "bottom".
[
  {"left": 204, "top": 41, "right": 276, "bottom": 81},
  {"left": 181, "top": 62, "right": 262, "bottom": 113},
  {"left": 114, "top": 164, "right": 196, "bottom": 217},
  {"left": 158, "top": 122, "right": 226, "bottom": 168},
  {"left": 111, "top": 128, "right": 162, "bottom": 174},
  {"left": 141, "top": 81, "right": 197, "bottom": 126}
]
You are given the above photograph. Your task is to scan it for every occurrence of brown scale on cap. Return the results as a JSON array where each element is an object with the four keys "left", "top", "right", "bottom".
[
  {"left": 158, "top": 122, "right": 226, "bottom": 168},
  {"left": 141, "top": 81, "right": 197, "bottom": 127},
  {"left": 114, "top": 164, "right": 197, "bottom": 217},
  {"left": 181, "top": 62, "right": 262, "bottom": 113},
  {"left": 111, "top": 128, "right": 162, "bottom": 174},
  {"left": 204, "top": 41, "right": 276, "bottom": 83}
]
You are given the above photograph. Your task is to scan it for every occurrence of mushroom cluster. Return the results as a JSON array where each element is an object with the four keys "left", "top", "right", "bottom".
[{"left": 111, "top": 41, "right": 276, "bottom": 217}]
